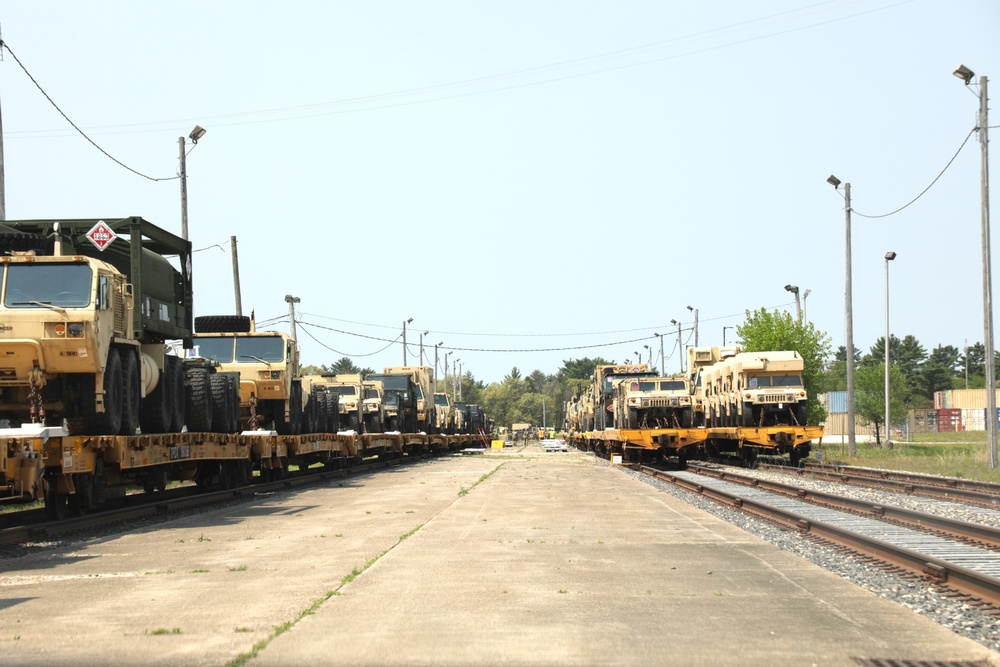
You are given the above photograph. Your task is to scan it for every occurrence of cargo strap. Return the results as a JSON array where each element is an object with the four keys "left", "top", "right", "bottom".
[{"left": 248, "top": 395, "right": 260, "bottom": 430}]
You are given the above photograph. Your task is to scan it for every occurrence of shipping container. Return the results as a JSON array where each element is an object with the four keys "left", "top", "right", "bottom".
[
  {"left": 932, "top": 389, "right": 1000, "bottom": 410},
  {"left": 819, "top": 411, "right": 877, "bottom": 437},
  {"left": 961, "top": 408, "right": 985, "bottom": 432},
  {"left": 908, "top": 410, "right": 938, "bottom": 434},
  {"left": 822, "top": 391, "right": 849, "bottom": 415},
  {"left": 937, "top": 408, "right": 962, "bottom": 432}
]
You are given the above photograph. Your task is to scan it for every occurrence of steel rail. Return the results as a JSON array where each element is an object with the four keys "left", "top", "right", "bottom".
[
  {"left": 757, "top": 462, "right": 1000, "bottom": 508},
  {"left": 639, "top": 465, "right": 1000, "bottom": 609},
  {"left": 802, "top": 462, "right": 1000, "bottom": 495},
  {"left": 686, "top": 463, "right": 1000, "bottom": 548}
]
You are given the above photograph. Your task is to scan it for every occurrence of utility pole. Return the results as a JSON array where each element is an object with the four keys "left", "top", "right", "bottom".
[
  {"left": 434, "top": 342, "right": 443, "bottom": 395},
  {"left": 402, "top": 317, "right": 413, "bottom": 365},
  {"left": 670, "top": 320, "right": 682, "bottom": 373},
  {"left": 954, "top": 65, "right": 996, "bottom": 468},
  {"left": 828, "top": 175, "right": 856, "bottom": 457},
  {"left": 230, "top": 236, "right": 243, "bottom": 315},
  {"left": 178, "top": 125, "right": 206, "bottom": 241}
]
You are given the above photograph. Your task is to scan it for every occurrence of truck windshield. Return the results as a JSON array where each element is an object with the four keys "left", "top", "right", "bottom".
[
  {"left": 660, "top": 380, "right": 686, "bottom": 391},
  {"left": 434, "top": 395, "right": 449, "bottom": 406},
  {"left": 333, "top": 386, "right": 357, "bottom": 396},
  {"left": 3, "top": 263, "right": 92, "bottom": 308},
  {"left": 747, "top": 375, "right": 802, "bottom": 388},
  {"left": 364, "top": 389, "right": 380, "bottom": 399},
  {"left": 235, "top": 337, "right": 284, "bottom": 362},
  {"left": 194, "top": 337, "right": 235, "bottom": 363}
]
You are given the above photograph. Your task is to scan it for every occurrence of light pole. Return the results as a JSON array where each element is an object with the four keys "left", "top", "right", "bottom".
[
  {"left": 179, "top": 125, "right": 206, "bottom": 241},
  {"left": 884, "top": 251, "right": 896, "bottom": 448},
  {"left": 654, "top": 332, "right": 664, "bottom": 375},
  {"left": 670, "top": 319, "right": 682, "bottom": 373},
  {"left": 402, "top": 317, "right": 413, "bottom": 365},
  {"left": 434, "top": 342, "right": 443, "bottom": 394},
  {"left": 644, "top": 344, "right": 651, "bottom": 366},
  {"left": 803, "top": 289, "right": 812, "bottom": 324},
  {"left": 828, "top": 174, "right": 857, "bottom": 457},
  {"left": 419, "top": 330, "right": 429, "bottom": 365},
  {"left": 634, "top": 351, "right": 640, "bottom": 364},
  {"left": 458, "top": 361, "right": 464, "bottom": 401},
  {"left": 284, "top": 295, "right": 300, "bottom": 341},
  {"left": 686, "top": 306, "right": 699, "bottom": 346},
  {"left": 954, "top": 64, "right": 997, "bottom": 469},
  {"left": 454, "top": 359, "right": 461, "bottom": 401},
  {"left": 723, "top": 326, "right": 732, "bottom": 347},
  {"left": 784, "top": 284, "right": 801, "bottom": 323}
]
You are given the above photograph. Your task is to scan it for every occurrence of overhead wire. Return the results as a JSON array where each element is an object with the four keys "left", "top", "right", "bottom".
[{"left": 0, "top": 39, "right": 178, "bottom": 181}]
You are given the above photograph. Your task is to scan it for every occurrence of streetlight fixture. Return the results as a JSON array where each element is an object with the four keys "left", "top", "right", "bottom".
[
  {"left": 284, "top": 294, "right": 300, "bottom": 341},
  {"left": 179, "top": 125, "right": 206, "bottom": 241},
  {"left": 953, "top": 64, "right": 997, "bottom": 469},
  {"left": 686, "top": 305, "right": 699, "bottom": 346},
  {"left": 402, "top": 317, "right": 413, "bottom": 365},
  {"left": 828, "top": 174, "right": 857, "bottom": 457},
  {"left": 654, "top": 332, "right": 664, "bottom": 375},
  {"left": 784, "top": 284, "right": 801, "bottom": 323},
  {"left": 419, "top": 330, "right": 429, "bottom": 365},
  {"left": 670, "top": 319, "right": 682, "bottom": 373},
  {"left": 644, "top": 344, "right": 651, "bottom": 366},
  {"left": 722, "top": 326, "right": 732, "bottom": 347},
  {"left": 802, "top": 288, "right": 812, "bottom": 324},
  {"left": 884, "top": 251, "right": 896, "bottom": 448}
]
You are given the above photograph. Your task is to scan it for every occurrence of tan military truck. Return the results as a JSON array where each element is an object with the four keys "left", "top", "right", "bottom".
[
  {"left": 433, "top": 391, "right": 454, "bottom": 434},
  {"left": 613, "top": 375, "right": 694, "bottom": 429},
  {"left": 0, "top": 217, "right": 196, "bottom": 436},
  {"left": 192, "top": 317, "right": 306, "bottom": 434},
  {"left": 326, "top": 374, "right": 365, "bottom": 433},
  {"left": 703, "top": 350, "right": 807, "bottom": 427},
  {"left": 686, "top": 346, "right": 739, "bottom": 427},
  {"left": 383, "top": 366, "right": 435, "bottom": 432},
  {"left": 362, "top": 379, "right": 385, "bottom": 433},
  {"left": 591, "top": 363, "right": 656, "bottom": 430}
]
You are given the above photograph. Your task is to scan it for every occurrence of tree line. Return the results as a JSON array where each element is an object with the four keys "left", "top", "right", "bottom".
[{"left": 302, "top": 316, "right": 997, "bottom": 440}]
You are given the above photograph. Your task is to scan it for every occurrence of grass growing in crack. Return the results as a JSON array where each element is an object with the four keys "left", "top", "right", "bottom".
[
  {"left": 457, "top": 463, "right": 505, "bottom": 498},
  {"left": 148, "top": 628, "right": 182, "bottom": 635},
  {"left": 227, "top": 524, "right": 426, "bottom": 667},
  {"left": 228, "top": 565, "right": 248, "bottom": 572}
]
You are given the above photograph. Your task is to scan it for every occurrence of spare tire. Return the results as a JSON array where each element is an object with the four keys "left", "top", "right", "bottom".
[
  {"left": 194, "top": 315, "right": 251, "bottom": 333},
  {"left": 0, "top": 231, "right": 50, "bottom": 254}
]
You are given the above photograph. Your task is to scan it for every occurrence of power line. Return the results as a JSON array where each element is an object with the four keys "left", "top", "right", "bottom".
[
  {"left": 853, "top": 126, "right": 977, "bottom": 219},
  {"left": 0, "top": 40, "right": 177, "bottom": 182},
  {"left": 7, "top": 1, "right": 912, "bottom": 138}
]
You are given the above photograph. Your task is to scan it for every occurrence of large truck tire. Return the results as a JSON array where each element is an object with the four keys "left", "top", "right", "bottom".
[
  {"left": 194, "top": 315, "right": 252, "bottom": 334},
  {"left": 186, "top": 368, "right": 214, "bottom": 432},
  {"left": 209, "top": 374, "right": 233, "bottom": 433},
  {"left": 82, "top": 348, "right": 124, "bottom": 435},
  {"left": 140, "top": 358, "right": 173, "bottom": 433},
  {"left": 119, "top": 348, "right": 141, "bottom": 436},
  {"left": 168, "top": 357, "right": 186, "bottom": 433}
]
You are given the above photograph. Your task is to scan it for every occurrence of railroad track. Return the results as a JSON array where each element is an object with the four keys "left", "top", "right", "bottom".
[
  {"left": 756, "top": 461, "right": 1000, "bottom": 508},
  {"left": 640, "top": 464, "right": 1000, "bottom": 614},
  {"left": 0, "top": 455, "right": 426, "bottom": 548}
]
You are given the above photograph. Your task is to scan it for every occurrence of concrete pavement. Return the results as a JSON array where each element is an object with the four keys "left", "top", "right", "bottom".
[{"left": 1, "top": 445, "right": 997, "bottom": 666}]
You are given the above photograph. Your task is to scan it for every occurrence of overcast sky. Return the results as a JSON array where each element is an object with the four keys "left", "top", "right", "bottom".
[{"left": 2, "top": 1, "right": 998, "bottom": 383}]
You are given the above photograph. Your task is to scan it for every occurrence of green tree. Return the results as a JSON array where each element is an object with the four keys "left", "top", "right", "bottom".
[
  {"left": 919, "top": 345, "right": 960, "bottom": 402},
  {"left": 331, "top": 357, "right": 360, "bottom": 375},
  {"left": 737, "top": 308, "right": 832, "bottom": 424},
  {"left": 854, "top": 362, "right": 910, "bottom": 447},
  {"left": 557, "top": 357, "right": 613, "bottom": 381}
]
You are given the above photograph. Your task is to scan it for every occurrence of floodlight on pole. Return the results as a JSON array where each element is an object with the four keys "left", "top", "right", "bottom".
[
  {"left": 402, "top": 317, "right": 413, "bottom": 365},
  {"left": 654, "top": 332, "right": 664, "bottom": 375},
  {"left": 686, "top": 305, "right": 699, "bottom": 346},
  {"left": 670, "top": 319, "right": 682, "bottom": 373},
  {"left": 179, "top": 125, "right": 206, "bottom": 241},
  {"left": 784, "top": 284, "right": 801, "bottom": 323},
  {"left": 802, "top": 288, "right": 811, "bottom": 324},
  {"left": 284, "top": 294, "right": 300, "bottom": 341}
]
